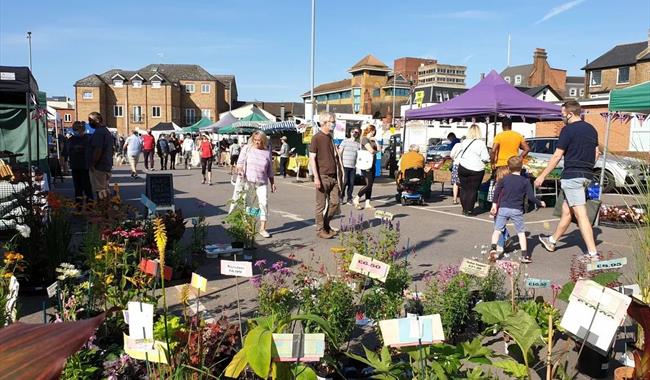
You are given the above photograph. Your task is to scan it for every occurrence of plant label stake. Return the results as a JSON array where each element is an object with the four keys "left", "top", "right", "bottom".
[{"left": 220, "top": 258, "right": 252, "bottom": 343}]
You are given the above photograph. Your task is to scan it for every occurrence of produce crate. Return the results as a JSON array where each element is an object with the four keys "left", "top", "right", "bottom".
[{"left": 433, "top": 169, "right": 451, "bottom": 183}]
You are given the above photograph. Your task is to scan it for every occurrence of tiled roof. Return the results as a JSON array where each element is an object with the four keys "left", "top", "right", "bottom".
[
  {"left": 213, "top": 74, "right": 235, "bottom": 87},
  {"left": 500, "top": 64, "right": 533, "bottom": 85},
  {"left": 75, "top": 64, "right": 225, "bottom": 87},
  {"left": 583, "top": 41, "right": 648, "bottom": 70},
  {"left": 301, "top": 78, "right": 351, "bottom": 97},
  {"left": 348, "top": 54, "right": 391, "bottom": 73},
  {"left": 566, "top": 76, "right": 585, "bottom": 84},
  {"left": 384, "top": 73, "right": 410, "bottom": 88},
  {"left": 74, "top": 74, "right": 105, "bottom": 87}
]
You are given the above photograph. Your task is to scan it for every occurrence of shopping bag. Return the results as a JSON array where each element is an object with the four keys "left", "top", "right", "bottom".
[
  {"left": 356, "top": 150, "right": 374, "bottom": 170},
  {"left": 191, "top": 151, "right": 201, "bottom": 167}
]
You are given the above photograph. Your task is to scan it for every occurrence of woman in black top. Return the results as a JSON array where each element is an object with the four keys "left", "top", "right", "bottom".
[
  {"left": 68, "top": 121, "right": 93, "bottom": 203},
  {"left": 168, "top": 133, "right": 179, "bottom": 170},
  {"left": 354, "top": 124, "right": 378, "bottom": 210}
]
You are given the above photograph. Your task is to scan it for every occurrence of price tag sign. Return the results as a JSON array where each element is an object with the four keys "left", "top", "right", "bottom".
[
  {"left": 349, "top": 253, "right": 390, "bottom": 283},
  {"left": 246, "top": 207, "right": 261, "bottom": 218},
  {"left": 46, "top": 281, "right": 59, "bottom": 298},
  {"left": 587, "top": 257, "right": 627, "bottom": 272},
  {"left": 459, "top": 258, "right": 490, "bottom": 278},
  {"left": 374, "top": 210, "right": 394, "bottom": 221},
  {"left": 525, "top": 278, "right": 551, "bottom": 288},
  {"left": 220, "top": 260, "right": 253, "bottom": 277}
]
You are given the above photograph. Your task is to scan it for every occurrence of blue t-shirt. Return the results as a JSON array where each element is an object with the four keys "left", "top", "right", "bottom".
[{"left": 557, "top": 121, "right": 598, "bottom": 180}]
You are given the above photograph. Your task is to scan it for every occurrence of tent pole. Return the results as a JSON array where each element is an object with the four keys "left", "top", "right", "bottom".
[
  {"left": 595, "top": 112, "right": 612, "bottom": 227},
  {"left": 26, "top": 92, "right": 33, "bottom": 179}
]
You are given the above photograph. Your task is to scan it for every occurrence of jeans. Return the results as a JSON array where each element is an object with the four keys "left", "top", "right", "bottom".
[
  {"left": 458, "top": 164, "right": 484, "bottom": 213},
  {"left": 71, "top": 169, "right": 93, "bottom": 202},
  {"left": 342, "top": 167, "right": 356, "bottom": 201},
  {"left": 169, "top": 151, "right": 177, "bottom": 169},
  {"left": 279, "top": 157, "right": 288, "bottom": 177},
  {"left": 357, "top": 167, "right": 375, "bottom": 201},
  {"left": 159, "top": 153, "right": 168, "bottom": 170},
  {"left": 143, "top": 149, "right": 154, "bottom": 169},
  {"left": 315, "top": 175, "right": 340, "bottom": 233}
]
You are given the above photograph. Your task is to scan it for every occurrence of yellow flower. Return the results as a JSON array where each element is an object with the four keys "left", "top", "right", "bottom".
[
  {"left": 104, "top": 274, "right": 114, "bottom": 285},
  {"left": 153, "top": 218, "right": 167, "bottom": 266},
  {"left": 3, "top": 273, "right": 12, "bottom": 278}
]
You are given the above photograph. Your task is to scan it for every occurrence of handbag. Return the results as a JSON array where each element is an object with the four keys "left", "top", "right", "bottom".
[
  {"left": 553, "top": 190, "right": 601, "bottom": 226},
  {"left": 356, "top": 150, "right": 374, "bottom": 170}
]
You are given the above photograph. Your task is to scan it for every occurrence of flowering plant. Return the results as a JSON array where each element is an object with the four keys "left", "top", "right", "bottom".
[{"left": 251, "top": 260, "right": 297, "bottom": 319}]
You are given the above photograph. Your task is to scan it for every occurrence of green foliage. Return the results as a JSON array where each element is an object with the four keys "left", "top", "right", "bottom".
[
  {"left": 346, "top": 345, "right": 410, "bottom": 380},
  {"left": 493, "top": 360, "right": 530, "bottom": 379},
  {"left": 300, "top": 278, "right": 355, "bottom": 345},
  {"left": 223, "top": 192, "right": 256, "bottom": 247},
  {"left": 153, "top": 315, "right": 185, "bottom": 352},
  {"left": 61, "top": 348, "right": 102, "bottom": 380},
  {"left": 362, "top": 287, "right": 403, "bottom": 321},
  {"left": 477, "top": 268, "right": 506, "bottom": 302},
  {"left": 518, "top": 299, "right": 563, "bottom": 337},
  {"left": 423, "top": 272, "right": 473, "bottom": 339},
  {"left": 558, "top": 271, "right": 622, "bottom": 302}
]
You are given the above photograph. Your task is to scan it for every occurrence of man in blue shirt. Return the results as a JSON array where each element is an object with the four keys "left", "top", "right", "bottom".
[
  {"left": 124, "top": 130, "right": 144, "bottom": 178},
  {"left": 534, "top": 100, "right": 600, "bottom": 258},
  {"left": 87, "top": 112, "right": 114, "bottom": 199}
]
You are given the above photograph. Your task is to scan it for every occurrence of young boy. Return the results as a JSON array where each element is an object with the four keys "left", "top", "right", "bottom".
[{"left": 489, "top": 156, "right": 545, "bottom": 263}]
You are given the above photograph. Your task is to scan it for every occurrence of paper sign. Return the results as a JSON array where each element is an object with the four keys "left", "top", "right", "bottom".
[
  {"left": 525, "top": 278, "right": 551, "bottom": 288},
  {"left": 459, "top": 258, "right": 490, "bottom": 278},
  {"left": 587, "top": 257, "right": 627, "bottom": 272},
  {"left": 560, "top": 280, "right": 632, "bottom": 354},
  {"left": 220, "top": 260, "right": 253, "bottom": 277},
  {"left": 126, "top": 302, "right": 154, "bottom": 341},
  {"left": 374, "top": 210, "right": 394, "bottom": 221},
  {"left": 139, "top": 258, "right": 172, "bottom": 280},
  {"left": 123, "top": 333, "right": 168, "bottom": 364},
  {"left": 140, "top": 193, "right": 157, "bottom": 214},
  {"left": 190, "top": 272, "right": 207, "bottom": 292},
  {"left": 271, "top": 333, "right": 325, "bottom": 362},
  {"left": 46, "top": 281, "right": 59, "bottom": 298},
  {"left": 379, "top": 314, "right": 445, "bottom": 347},
  {"left": 414, "top": 91, "right": 425, "bottom": 107},
  {"left": 0, "top": 72, "right": 16, "bottom": 81},
  {"left": 349, "top": 253, "right": 390, "bottom": 283}
]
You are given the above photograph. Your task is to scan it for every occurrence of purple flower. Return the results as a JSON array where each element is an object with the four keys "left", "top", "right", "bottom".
[
  {"left": 271, "top": 261, "right": 285, "bottom": 271},
  {"left": 279, "top": 267, "right": 292, "bottom": 276},
  {"left": 250, "top": 276, "right": 262, "bottom": 287},
  {"left": 254, "top": 259, "right": 267, "bottom": 269}
]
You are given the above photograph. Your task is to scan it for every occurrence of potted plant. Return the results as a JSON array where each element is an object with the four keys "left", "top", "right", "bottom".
[
  {"left": 224, "top": 193, "right": 256, "bottom": 250},
  {"left": 315, "top": 361, "right": 336, "bottom": 380}
]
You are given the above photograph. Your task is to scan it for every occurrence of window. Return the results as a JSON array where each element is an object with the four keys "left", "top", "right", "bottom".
[
  {"left": 443, "top": 91, "right": 450, "bottom": 101},
  {"left": 201, "top": 83, "right": 210, "bottom": 93},
  {"left": 114, "top": 105, "right": 123, "bottom": 117},
  {"left": 590, "top": 70, "right": 602, "bottom": 86},
  {"left": 201, "top": 109, "right": 211, "bottom": 119},
  {"left": 152, "top": 106, "right": 161, "bottom": 118},
  {"left": 436, "top": 92, "right": 443, "bottom": 102},
  {"left": 315, "top": 95, "right": 327, "bottom": 102},
  {"left": 82, "top": 91, "right": 93, "bottom": 99},
  {"left": 185, "top": 84, "right": 195, "bottom": 93},
  {"left": 64, "top": 114, "right": 71, "bottom": 122},
  {"left": 340, "top": 90, "right": 351, "bottom": 99},
  {"left": 132, "top": 80, "right": 142, "bottom": 88},
  {"left": 514, "top": 75, "right": 522, "bottom": 85},
  {"left": 569, "top": 88, "right": 577, "bottom": 97},
  {"left": 617, "top": 67, "right": 630, "bottom": 84},
  {"left": 504, "top": 76, "right": 511, "bottom": 83},
  {"left": 579, "top": 88, "right": 585, "bottom": 96},
  {"left": 328, "top": 92, "right": 341, "bottom": 100},
  {"left": 352, "top": 88, "right": 361, "bottom": 113},
  {"left": 395, "top": 88, "right": 409, "bottom": 97},
  {"left": 372, "top": 89, "right": 380, "bottom": 97},
  {"left": 132, "top": 106, "right": 143, "bottom": 122},
  {"left": 185, "top": 108, "right": 196, "bottom": 124},
  {"left": 152, "top": 81, "right": 161, "bottom": 89},
  {"left": 113, "top": 79, "right": 123, "bottom": 88}
]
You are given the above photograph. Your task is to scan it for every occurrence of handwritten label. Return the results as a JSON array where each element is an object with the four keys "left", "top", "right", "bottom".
[
  {"left": 46, "top": 281, "right": 59, "bottom": 298},
  {"left": 349, "top": 253, "right": 390, "bottom": 283},
  {"left": 271, "top": 333, "right": 325, "bottom": 362},
  {"left": 220, "top": 260, "right": 253, "bottom": 277},
  {"left": 374, "top": 210, "right": 394, "bottom": 221},
  {"left": 459, "top": 258, "right": 490, "bottom": 278},
  {"left": 525, "top": 278, "right": 551, "bottom": 288},
  {"left": 587, "top": 257, "right": 627, "bottom": 272},
  {"left": 379, "top": 314, "right": 445, "bottom": 347}
]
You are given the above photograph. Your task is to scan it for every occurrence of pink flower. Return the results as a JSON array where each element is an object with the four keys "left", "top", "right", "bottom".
[{"left": 254, "top": 259, "right": 267, "bottom": 269}]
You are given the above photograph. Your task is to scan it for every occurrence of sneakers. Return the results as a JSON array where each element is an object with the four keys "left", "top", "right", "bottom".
[
  {"left": 538, "top": 235, "right": 556, "bottom": 252},
  {"left": 329, "top": 227, "right": 340, "bottom": 233},
  {"left": 364, "top": 200, "right": 374, "bottom": 209},
  {"left": 352, "top": 195, "right": 360, "bottom": 209},
  {"left": 520, "top": 255, "right": 532, "bottom": 264},
  {"left": 259, "top": 230, "right": 271, "bottom": 238}
]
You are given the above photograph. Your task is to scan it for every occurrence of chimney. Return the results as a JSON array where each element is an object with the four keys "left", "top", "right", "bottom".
[
  {"left": 480, "top": 73, "right": 485, "bottom": 80},
  {"left": 532, "top": 48, "right": 548, "bottom": 86}
]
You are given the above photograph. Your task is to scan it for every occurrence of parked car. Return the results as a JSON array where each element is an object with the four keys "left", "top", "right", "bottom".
[
  {"left": 525, "top": 137, "right": 648, "bottom": 192},
  {"left": 426, "top": 142, "right": 454, "bottom": 162}
]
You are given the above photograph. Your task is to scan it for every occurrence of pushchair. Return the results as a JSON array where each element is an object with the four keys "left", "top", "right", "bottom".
[{"left": 396, "top": 167, "right": 425, "bottom": 205}]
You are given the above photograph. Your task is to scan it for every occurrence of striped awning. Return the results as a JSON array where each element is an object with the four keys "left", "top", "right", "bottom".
[{"left": 259, "top": 121, "right": 297, "bottom": 134}]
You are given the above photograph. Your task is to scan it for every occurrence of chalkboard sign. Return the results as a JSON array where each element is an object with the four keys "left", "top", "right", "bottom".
[{"left": 145, "top": 174, "right": 174, "bottom": 207}]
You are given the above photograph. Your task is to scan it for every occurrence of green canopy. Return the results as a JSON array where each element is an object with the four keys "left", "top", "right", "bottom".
[
  {"left": 218, "top": 125, "right": 257, "bottom": 135},
  {"left": 609, "top": 81, "right": 650, "bottom": 113},
  {"left": 182, "top": 117, "right": 213, "bottom": 133}
]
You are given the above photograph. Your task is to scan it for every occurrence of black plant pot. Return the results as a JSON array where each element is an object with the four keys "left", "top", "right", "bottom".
[
  {"left": 576, "top": 345, "right": 609, "bottom": 378},
  {"left": 231, "top": 241, "right": 244, "bottom": 249}
]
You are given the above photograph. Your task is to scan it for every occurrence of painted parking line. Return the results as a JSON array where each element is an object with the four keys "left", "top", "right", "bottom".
[{"left": 272, "top": 210, "right": 305, "bottom": 221}]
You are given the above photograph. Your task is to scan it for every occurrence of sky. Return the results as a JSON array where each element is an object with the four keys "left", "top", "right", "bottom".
[{"left": 0, "top": 0, "right": 648, "bottom": 103}]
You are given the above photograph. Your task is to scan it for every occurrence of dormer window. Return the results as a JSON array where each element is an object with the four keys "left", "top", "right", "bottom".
[
  {"left": 152, "top": 81, "right": 161, "bottom": 89},
  {"left": 504, "top": 76, "right": 511, "bottom": 83},
  {"left": 514, "top": 75, "right": 522, "bottom": 85},
  {"left": 113, "top": 79, "right": 123, "bottom": 88},
  {"left": 132, "top": 80, "right": 142, "bottom": 88}
]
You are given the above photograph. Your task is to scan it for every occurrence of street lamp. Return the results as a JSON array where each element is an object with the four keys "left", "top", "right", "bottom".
[{"left": 26, "top": 32, "right": 32, "bottom": 71}]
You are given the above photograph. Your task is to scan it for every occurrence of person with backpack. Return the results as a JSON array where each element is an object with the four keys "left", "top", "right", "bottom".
[{"left": 157, "top": 134, "right": 170, "bottom": 170}]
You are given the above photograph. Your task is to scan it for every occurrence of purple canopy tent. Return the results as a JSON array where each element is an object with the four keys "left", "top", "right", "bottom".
[{"left": 405, "top": 70, "right": 563, "bottom": 143}]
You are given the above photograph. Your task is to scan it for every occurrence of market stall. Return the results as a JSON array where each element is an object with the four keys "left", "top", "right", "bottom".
[
  {"left": 405, "top": 71, "right": 563, "bottom": 202},
  {"left": 182, "top": 117, "right": 212, "bottom": 134}
]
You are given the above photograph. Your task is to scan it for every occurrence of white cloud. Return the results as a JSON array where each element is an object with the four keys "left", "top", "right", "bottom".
[
  {"left": 535, "top": 0, "right": 587, "bottom": 24},
  {"left": 423, "top": 10, "right": 497, "bottom": 20},
  {"left": 462, "top": 54, "right": 475, "bottom": 64}
]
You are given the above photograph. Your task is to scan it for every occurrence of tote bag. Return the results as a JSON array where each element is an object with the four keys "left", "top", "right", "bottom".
[{"left": 356, "top": 150, "right": 374, "bottom": 170}]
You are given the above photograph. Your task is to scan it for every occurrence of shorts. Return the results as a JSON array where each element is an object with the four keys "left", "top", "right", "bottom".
[
  {"left": 89, "top": 167, "right": 111, "bottom": 196},
  {"left": 560, "top": 178, "right": 589, "bottom": 207},
  {"left": 494, "top": 207, "right": 525, "bottom": 234},
  {"left": 230, "top": 154, "right": 239, "bottom": 166}
]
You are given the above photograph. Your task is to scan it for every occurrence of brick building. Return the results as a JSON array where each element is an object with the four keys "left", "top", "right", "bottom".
[
  {"left": 75, "top": 64, "right": 235, "bottom": 136},
  {"left": 500, "top": 48, "right": 583, "bottom": 100},
  {"left": 47, "top": 96, "right": 75, "bottom": 129},
  {"left": 393, "top": 57, "right": 436, "bottom": 83},
  {"left": 583, "top": 34, "right": 650, "bottom": 99},
  {"left": 417, "top": 61, "right": 467, "bottom": 88}
]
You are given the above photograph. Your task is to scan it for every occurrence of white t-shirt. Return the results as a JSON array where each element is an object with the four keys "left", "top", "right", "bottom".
[{"left": 456, "top": 138, "right": 490, "bottom": 172}]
